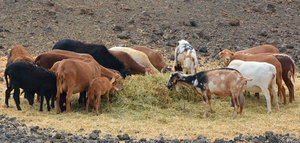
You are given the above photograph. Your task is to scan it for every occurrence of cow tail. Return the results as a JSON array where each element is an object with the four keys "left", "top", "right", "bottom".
[
  {"left": 56, "top": 73, "right": 64, "bottom": 94},
  {"left": 4, "top": 70, "right": 9, "bottom": 89}
]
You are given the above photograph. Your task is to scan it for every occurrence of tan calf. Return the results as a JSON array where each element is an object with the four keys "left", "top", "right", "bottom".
[{"left": 86, "top": 77, "right": 118, "bottom": 115}]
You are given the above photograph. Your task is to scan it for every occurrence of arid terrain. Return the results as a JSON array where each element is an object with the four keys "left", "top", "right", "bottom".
[{"left": 0, "top": 0, "right": 299, "bottom": 142}]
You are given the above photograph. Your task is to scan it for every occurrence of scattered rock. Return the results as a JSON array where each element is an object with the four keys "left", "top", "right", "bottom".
[
  {"left": 190, "top": 20, "right": 197, "bottom": 27},
  {"left": 199, "top": 46, "right": 208, "bottom": 53},
  {"left": 89, "top": 133, "right": 98, "bottom": 140},
  {"left": 117, "top": 133, "right": 130, "bottom": 141},
  {"left": 52, "top": 133, "right": 65, "bottom": 139},
  {"left": 217, "top": 21, "right": 229, "bottom": 26},
  {"left": 30, "top": 126, "right": 39, "bottom": 132},
  {"left": 44, "top": 26, "right": 54, "bottom": 33},
  {"left": 228, "top": 19, "right": 240, "bottom": 26},
  {"left": 117, "top": 31, "right": 131, "bottom": 39},
  {"left": 266, "top": 38, "right": 278, "bottom": 44},
  {"left": 259, "top": 30, "right": 268, "bottom": 37},
  {"left": 153, "top": 29, "right": 164, "bottom": 36},
  {"left": 166, "top": 41, "right": 177, "bottom": 47},
  {"left": 79, "top": 8, "right": 94, "bottom": 16},
  {"left": 7, "top": 117, "right": 17, "bottom": 122},
  {"left": 113, "top": 24, "right": 124, "bottom": 32},
  {"left": 193, "top": 29, "right": 210, "bottom": 40},
  {"left": 286, "top": 45, "right": 294, "bottom": 49},
  {"left": 267, "top": 3, "right": 276, "bottom": 13}
]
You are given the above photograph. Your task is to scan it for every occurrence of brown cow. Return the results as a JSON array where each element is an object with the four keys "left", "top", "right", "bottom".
[
  {"left": 35, "top": 52, "right": 93, "bottom": 69},
  {"left": 6, "top": 45, "right": 34, "bottom": 67},
  {"left": 109, "top": 50, "right": 153, "bottom": 75},
  {"left": 51, "top": 58, "right": 123, "bottom": 113},
  {"left": 86, "top": 77, "right": 120, "bottom": 115},
  {"left": 132, "top": 46, "right": 171, "bottom": 73},
  {"left": 219, "top": 49, "right": 287, "bottom": 105},
  {"left": 237, "top": 45, "right": 279, "bottom": 54}
]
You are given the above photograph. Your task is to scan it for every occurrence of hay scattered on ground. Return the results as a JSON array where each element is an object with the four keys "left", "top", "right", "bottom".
[{"left": 0, "top": 57, "right": 299, "bottom": 140}]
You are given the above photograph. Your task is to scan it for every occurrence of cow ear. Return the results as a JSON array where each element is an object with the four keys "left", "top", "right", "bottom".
[{"left": 110, "top": 77, "right": 115, "bottom": 84}]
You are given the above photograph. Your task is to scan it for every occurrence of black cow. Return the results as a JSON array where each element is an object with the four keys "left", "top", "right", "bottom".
[
  {"left": 52, "top": 39, "right": 131, "bottom": 78},
  {"left": 4, "top": 61, "right": 65, "bottom": 111}
]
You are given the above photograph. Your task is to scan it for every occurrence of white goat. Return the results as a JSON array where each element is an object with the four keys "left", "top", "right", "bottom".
[
  {"left": 228, "top": 60, "right": 279, "bottom": 112},
  {"left": 174, "top": 40, "right": 198, "bottom": 75},
  {"left": 109, "top": 47, "right": 159, "bottom": 74}
]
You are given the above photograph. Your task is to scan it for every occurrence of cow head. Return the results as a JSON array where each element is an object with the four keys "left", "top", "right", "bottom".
[
  {"left": 24, "top": 92, "right": 35, "bottom": 106},
  {"left": 167, "top": 72, "right": 181, "bottom": 90},
  {"left": 218, "top": 49, "right": 234, "bottom": 66},
  {"left": 111, "top": 75, "right": 123, "bottom": 91}
]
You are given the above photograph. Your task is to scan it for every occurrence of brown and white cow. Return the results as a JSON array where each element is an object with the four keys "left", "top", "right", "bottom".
[
  {"left": 167, "top": 68, "right": 251, "bottom": 118},
  {"left": 109, "top": 50, "right": 153, "bottom": 75}
]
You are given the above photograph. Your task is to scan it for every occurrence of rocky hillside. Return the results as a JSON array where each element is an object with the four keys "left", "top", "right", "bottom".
[{"left": 0, "top": 0, "right": 299, "bottom": 66}]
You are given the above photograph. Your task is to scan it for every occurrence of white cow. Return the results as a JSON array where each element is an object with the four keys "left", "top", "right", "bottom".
[
  {"left": 109, "top": 47, "right": 159, "bottom": 74},
  {"left": 228, "top": 60, "right": 279, "bottom": 112},
  {"left": 174, "top": 40, "right": 198, "bottom": 75}
]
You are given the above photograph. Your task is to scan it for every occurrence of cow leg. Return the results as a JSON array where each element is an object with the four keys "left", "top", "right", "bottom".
[
  {"left": 231, "top": 93, "right": 238, "bottom": 118},
  {"left": 51, "top": 94, "right": 55, "bottom": 109},
  {"left": 269, "top": 84, "right": 279, "bottom": 111},
  {"left": 56, "top": 87, "right": 61, "bottom": 114},
  {"left": 85, "top": 94, "right": 91, "bottom": 114},
  {"left": 13, "top": 88, "right": 21, "bottom": 110},
  {"left": 207, "top": 94, "right": 213, "bottom": 112},
  {"left": 5, "top": 86, "right": 13, "bottom": 107},
  {"left": 78, "top": 91, "right": 87, "bottom": 105},
  {"left": 202, "top": 92, "right": 208, "bottom": 118},
  {"left": 39, "top": 94, "right": 44, "bottom": 111},
  {"left": 283, "top": 77, "right": 294, "bottom": 103},
  {"left": 262, "top": 88, "right": 271, "bottom": 113},
  {"left": 66, "top": 86, "right": 74, "bottom": 113},
  {"left": 45, "top": 94, "right": 51, "bottom": 111},
  {"left": 106, "top": 91, "right": 110, "bottom": 110},
  {"left": 95, "top": 93, "right": 101, "bottom": 116}
]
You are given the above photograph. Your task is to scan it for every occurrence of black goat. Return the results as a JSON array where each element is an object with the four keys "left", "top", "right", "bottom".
[
  {"left": 5, "top": 61, "right": 57, "bottom": 111},
  {"left": 52, "top": 39, "right": 131, "bottom": 78}
]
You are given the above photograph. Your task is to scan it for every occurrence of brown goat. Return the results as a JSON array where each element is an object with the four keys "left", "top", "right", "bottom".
[
  {"left": 219, "top": 49, "right": 287, "bottom": 105},
  {"left": 86, "top": 77, "right": 117, "bottom": 115},
  {"left": 51, "top": 58, "right": 123, "bottom": 113},
  {"left": 132, "top": 46, "right": 170, "bottom": 73},
  {"left": 273, "top": 54, "right": 296, "bottom": 103},
  {"left": 109, "top": 50, "right": 153, "bottom": 75},
  {"left": 6, "top": 45, "right": 34, "bottom": 67},
  {"left": 237, "top": 45, "right": 279, "bottom": 54}
]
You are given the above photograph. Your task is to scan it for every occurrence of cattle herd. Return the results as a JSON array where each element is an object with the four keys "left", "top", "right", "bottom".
[{"left": 4, "top": 39, "right": 296, "bottom": 118}]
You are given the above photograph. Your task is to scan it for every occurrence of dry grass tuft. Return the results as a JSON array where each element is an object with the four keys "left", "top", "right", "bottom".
[{"left": 0, "top": 57, "right": 299, "bottom": 140}]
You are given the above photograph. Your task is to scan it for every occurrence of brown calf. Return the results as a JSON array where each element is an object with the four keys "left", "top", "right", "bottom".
[
  {"left": 6, "top": 45, "right": 34, "bottom": 67},
  {"left": 219, "top": 49, "right": 287, "bottom": 105},
  {"left": 51, "top": 58, "right": 123, "bottom": 113},
  {"left": 237, "top": 45, "right": 279, "bottom": 54},
  {"left": 86, "top": 77, "right": 117, "bottom": 115},
  {"left": 109, "top": 50, "right": 153, "bottom": 75},
  {"left": 132, "top": 46, "right": 170, "bottom": 73}
]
